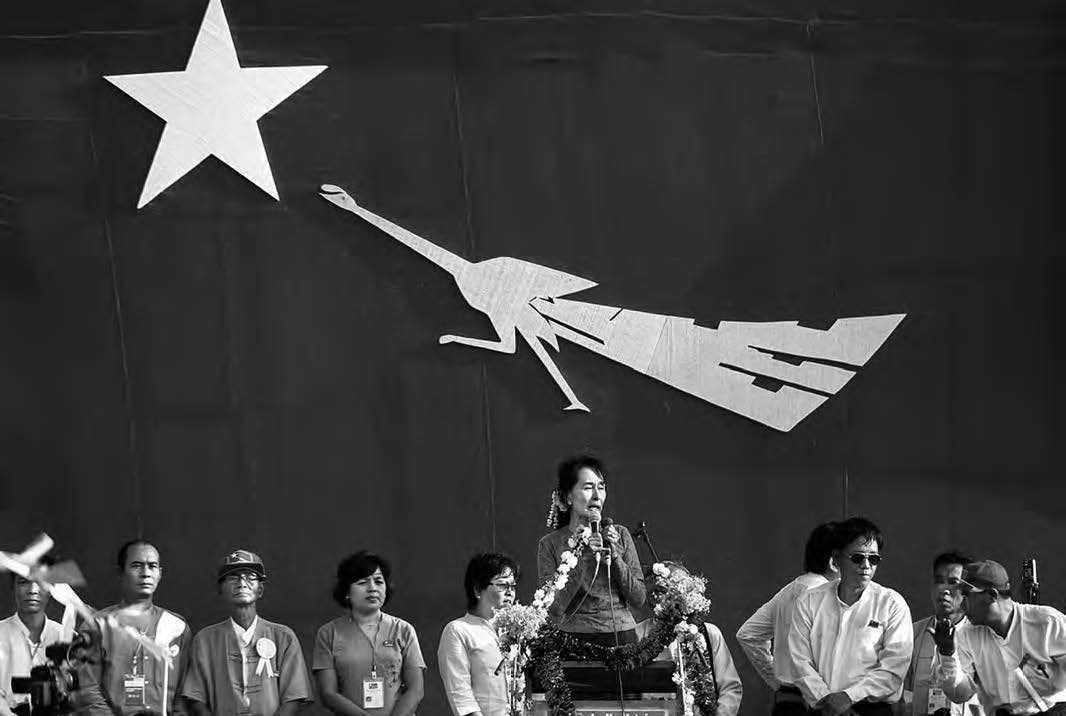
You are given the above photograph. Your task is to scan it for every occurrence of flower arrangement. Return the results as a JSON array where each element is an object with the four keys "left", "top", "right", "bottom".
[
  {"left": 493, "top": 526, "right": 591, "bottom": 715},
  {"left": 499, "top": 558, "right": 718, "bottom": 716}
]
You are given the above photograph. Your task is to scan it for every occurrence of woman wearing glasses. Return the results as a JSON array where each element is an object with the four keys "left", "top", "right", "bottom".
[
  {"left": 313, "top": 551, "right": 426, "bottom": 716},
  {"left": 537, "top": 454, "right": 646, "bottom": 647},
  {"left": 438, "top": 553, "right": 520, "bottom": 716}
]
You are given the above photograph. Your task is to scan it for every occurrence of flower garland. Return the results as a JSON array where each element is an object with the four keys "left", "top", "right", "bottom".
[
  {"left": 495, "top": 525, "right": 592, "bottom": 715},
  {"left": 497, "top": 557, "right": 717, "bottom": 716}
]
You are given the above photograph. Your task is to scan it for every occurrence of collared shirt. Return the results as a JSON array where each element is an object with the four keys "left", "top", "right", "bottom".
[
  {"left": 0, "top": 614, "right": 64, "bottom": 714},
  {"left": 231, "top": 616, "right": 261, "bottom": 697},
  {"left": 536, "top": 524, "right": 646, "bottom": 634},
  {"left": 940, "top": 603, "right": 1066, "bottom": 715},
  {"left": 312, "top": 613, "right": 426, "bottom": 715},
  {"left": 789, "top": 580, "right": 913, "bottom": 706},
  {"left": 737, "top": 572, "right": 830, "bottom": 690},
  {"left": 182, "top": 616, "right": 312, "bottom": 716},
  {"left": 906, "top": 615, "right": 983, "bottom": 716},
  {"left": 438, "top": 613, "right": 508, "bottom": 716}
]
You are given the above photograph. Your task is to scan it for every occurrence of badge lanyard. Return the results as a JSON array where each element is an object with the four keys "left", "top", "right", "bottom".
[
  {"left": 357, "top": 616, "right": 385, "bottom": 710},
  {"left": 357, "top": 616, "right": 384, "bottom": 678}
]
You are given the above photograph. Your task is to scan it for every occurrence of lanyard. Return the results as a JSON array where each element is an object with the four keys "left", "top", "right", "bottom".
[{"left": 355, "top": 615, "right": 384, "bottom": 677}]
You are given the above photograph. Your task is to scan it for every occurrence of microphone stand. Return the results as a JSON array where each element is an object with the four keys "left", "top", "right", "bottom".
[
  {"left": 605, "top": 546, "right": 627, "bottom": 716},
  {"left": 634, "top": 521, "right": 661, "bottom": 563}
]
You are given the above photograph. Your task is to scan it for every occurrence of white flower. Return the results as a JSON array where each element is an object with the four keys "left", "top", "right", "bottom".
[
  {"left": 654, "top": 604, "right": 664, "bottom": 616},
  {"left": 567, "top": 554, "right": 579, "bottom": 567},
  {"left": 688, "top": 624, "right": 698, "bottom": 635},
  {"left": 653, "top": 563, "right": 670, "bottom": 577},
  {"left": 533, "top": 588, "right": 545, "bottom": 601},
  {"left": 554, "top": 576, "right": 567, "bottom": 590},
  {"left": 558, "top": 562, "right": 572, "bottom": 574},
  {"left": 674, "top": 622, "right": 689, "bottom": 635},
  {"left": 541, "top": 592, "right": 555, "bottom": 607},
  {"left": 559, "top": 550, "right": 573, "bottom": 563},
  {"left": 567, "top": 537, "right": 577, "bottom": 549},
  {"left": 671, "top": 672, "right": 683, "bottom": 685}
]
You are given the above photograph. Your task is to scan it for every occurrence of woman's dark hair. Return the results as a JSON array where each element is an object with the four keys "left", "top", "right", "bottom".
[
  {"left": 332, "top": 551, "right": 393, "bottom": 608},
  {"left": 552, "top": 454, "right": 607, "bottom": 529},
  {"left": 803, "top": 522, "right": 838, "bottom": 574},
  {"left": 464, "top": 553, "right": 520, "bottom": 610},
  {"left": 116, "top": 539, "right": 156, "bottom": 572},
  {"left": 832, "top": 516, "right": 885, "bottom": 552}
]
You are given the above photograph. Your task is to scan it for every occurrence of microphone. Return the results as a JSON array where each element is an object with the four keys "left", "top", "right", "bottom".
[
  {"left": 589, "top": 508, "right": 602, "bottom": 562},
  {"left": 601, "top": 518, "right": 614, "bottom": 563}
]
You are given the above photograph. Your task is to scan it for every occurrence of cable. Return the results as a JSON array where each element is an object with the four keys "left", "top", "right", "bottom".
[{"left": 606, "top": 549, "right": 627, "bottom": 715}]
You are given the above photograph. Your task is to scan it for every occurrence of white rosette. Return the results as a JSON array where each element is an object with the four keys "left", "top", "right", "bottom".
[{"left": 255, "top": 637, "right": 277, "bottom": 677}]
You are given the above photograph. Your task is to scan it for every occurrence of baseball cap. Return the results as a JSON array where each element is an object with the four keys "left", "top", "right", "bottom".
[
  {"left": 217, "top": 549, "right": 266, "bottom": 581},
  {"left": 960, "top": 560, "right": 1010, "bottom": 592}
]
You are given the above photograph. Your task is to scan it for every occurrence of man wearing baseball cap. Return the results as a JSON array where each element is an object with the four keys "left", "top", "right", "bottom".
[
  {"left": 936, "top": 560, "right": 1066, "bottom": 716},
  {"left": 181, "top": 550, "right": 312, "bottom": 716}
]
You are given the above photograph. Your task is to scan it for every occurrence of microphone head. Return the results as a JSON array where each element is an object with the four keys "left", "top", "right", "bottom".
[{"left": 588, "top": 506, "right": 601, "bottom": 533}]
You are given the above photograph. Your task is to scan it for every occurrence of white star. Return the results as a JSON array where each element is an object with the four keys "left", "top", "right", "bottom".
[{"left": 105, "top": 0, "right": 326, "bottom": 208}]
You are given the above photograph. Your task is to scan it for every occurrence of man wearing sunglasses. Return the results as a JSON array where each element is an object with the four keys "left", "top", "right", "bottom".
[
  {"left": 902, "top": 551, "right": 983, "bottom": 716},
  {"left": 936, "top": 560, "right": 1066, "bottom": 716},
  {"left": 789, "top": 517, "right": 913, "bottom": 716}
]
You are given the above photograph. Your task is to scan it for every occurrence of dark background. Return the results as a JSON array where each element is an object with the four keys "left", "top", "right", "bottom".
[{"left": 2, "top": 1, "right": 1064, "bottom": 714}]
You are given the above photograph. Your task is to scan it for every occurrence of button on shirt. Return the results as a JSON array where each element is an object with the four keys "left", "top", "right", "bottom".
[
  {"left": 438, "top": 614, "right": 508, "bottom": 716},
  {"left": 940, "top": 604, "right": 1066, "bottom": 715},
  {"left": 0, "top": 614, "right": 64, "bottom": 715},
  {"left": 736, "top": 572, "right": 830, "bottom": 690},
  {"left": 231, "top": 616, "right": 260, "bottom": 698},
  {"left": 789, "top": 580, "right": 913, "bottom": 707}
]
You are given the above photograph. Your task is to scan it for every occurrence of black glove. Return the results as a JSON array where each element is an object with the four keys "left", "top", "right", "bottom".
[{"left": 933, "top": 617, "right": 955, "bottom": 656}]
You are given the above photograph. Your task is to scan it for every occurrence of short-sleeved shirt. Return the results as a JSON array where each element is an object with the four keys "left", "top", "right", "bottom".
[
  {"left": 181, "top": 616, "right": 312, "bottom": 716},
  {"left": 75, "top": 603, "right": 191, "bottom": 716},
  {"left": 313, "top": 613, "right": 426, "bottom": 714}
]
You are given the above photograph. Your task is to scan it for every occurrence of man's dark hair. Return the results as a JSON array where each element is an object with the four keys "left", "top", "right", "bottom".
[
  {"left": 463, "top": 553, "right": 520, "bottom": 610},
  {"left": 803, "top": 522, "right": 838, "bottom": 574},
  {"left": 332, "top": 551, "right": 393, "bottom": 607},
  {"left": 932, "top": 551, "right": 974, "bottom": 574},
  {"left": 117, "top": 539, "right": 157, "bottom": 572},
  {"left": 832, "top": 517, "right": 884, "bottom": 552},
  {"left": 553, "top": 454, "right": 608, "bottom": 529}
]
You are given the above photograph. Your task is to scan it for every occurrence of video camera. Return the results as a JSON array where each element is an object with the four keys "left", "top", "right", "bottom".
[{"left": 10, "top": 635, "right": 92, "bottom": 716}]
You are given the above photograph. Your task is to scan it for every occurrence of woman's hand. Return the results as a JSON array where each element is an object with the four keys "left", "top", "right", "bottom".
[{"left": 604, "top": 524, "right": 620, "bottom": 555}]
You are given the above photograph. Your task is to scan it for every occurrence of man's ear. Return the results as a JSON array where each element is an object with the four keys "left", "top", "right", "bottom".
[{"left": 988, "top": 588, "right": 1000, "bottom": 600}]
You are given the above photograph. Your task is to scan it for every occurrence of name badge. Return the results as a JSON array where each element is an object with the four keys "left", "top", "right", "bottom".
[
  {"left": 927, "top": 686, "right": 948, "bottom": 713},
  {"left": 363, "top": 676, "right": 385, "bottom": 709},
  {"left": 123, "top": 674, "right": 146, "bottom": 707}
]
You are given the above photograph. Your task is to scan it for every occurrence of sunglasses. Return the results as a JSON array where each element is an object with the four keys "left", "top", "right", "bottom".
[{"left": 847, "top": 552, "right": 883, "bottom": 566}]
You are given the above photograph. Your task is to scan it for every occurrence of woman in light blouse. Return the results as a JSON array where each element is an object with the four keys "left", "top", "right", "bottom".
[
  {"left": 313, "top": 551, "right": 425, "bottom": 716},
  {"left": 438, "top": 553, "right": 520, "bottom": 716}
]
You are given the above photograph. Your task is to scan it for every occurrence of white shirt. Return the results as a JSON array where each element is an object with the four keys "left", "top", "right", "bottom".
[
  {"left": 438, "top": 613, "right": 508, "bottom": 716},
  {"left": 0, "top": 614, "right": 64, "bottom": 715},
  {"left": 789, "top": 580, "right": 913, "bottom": 706},
  {"left": 940, "top": 603, "right": 1066, "bottom": 715},
  {"left": 700, "top": 623, "right": 743, "bottom": 716},
  {"left": 230, "top": 616, "right": 260, "bottom": 696},
  {"left": 737, "top": 572, "right": 830, "bottom": 690}
]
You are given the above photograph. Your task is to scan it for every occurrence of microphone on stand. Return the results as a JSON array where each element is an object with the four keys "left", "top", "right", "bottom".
[{"left": 633, "top": 520, "right": 661, "bottom": 563}]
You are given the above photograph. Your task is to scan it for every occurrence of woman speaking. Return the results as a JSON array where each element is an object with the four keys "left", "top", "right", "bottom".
[{"left": 536, "top": 455, "right": 646, "bottom": 647}]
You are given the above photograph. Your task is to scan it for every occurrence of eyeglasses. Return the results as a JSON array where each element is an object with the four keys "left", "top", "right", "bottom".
[
  {"left": 847, "top": 553, "right": 883, "bottom": 566},
  {"left": 224, "top": 573, "right": 261, "bottom": 585},
  {"left": 489, "top": 581, "right": 517, "bottom": 592}
]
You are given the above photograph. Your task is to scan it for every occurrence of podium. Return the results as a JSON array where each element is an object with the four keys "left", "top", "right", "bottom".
[{"left": 529, "top": 660, "right": 681, "bottom": 715}]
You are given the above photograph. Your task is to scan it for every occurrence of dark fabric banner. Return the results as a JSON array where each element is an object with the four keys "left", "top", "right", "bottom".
[{"left": 2, "top": 2, "right": 1063, "bottom": 714}]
